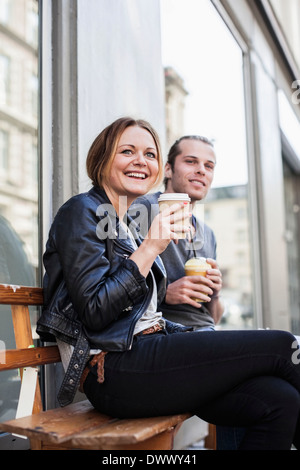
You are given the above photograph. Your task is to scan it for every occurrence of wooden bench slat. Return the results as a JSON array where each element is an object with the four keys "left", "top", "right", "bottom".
[
  {"left": 46, "top": 431, "right": 178, "bottom": 450},
  {"left": 71, "top": 412, "right": 192, "bottom": 448},
  {"left": 0, "top": 400, "right": 115, "bottom": 444},
  {"left": 0, "top": 284, "right": 43, "bottom": 305},
  {"left": 0, "top": 346, "right": 61, "bottom": 371},
  {"left": 0, "top": 398, "right": 191, "bottom": 448}
]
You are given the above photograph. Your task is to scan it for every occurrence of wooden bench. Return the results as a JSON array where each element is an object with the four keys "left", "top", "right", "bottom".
[{"left": 0, "top": 283, "right": 216, "bottom": 450}]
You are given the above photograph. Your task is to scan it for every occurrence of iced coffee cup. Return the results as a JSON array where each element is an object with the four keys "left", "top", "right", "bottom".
[
  {"left": 184, "top": 257, "right": 211, "bottom": 302},
  {"left": 158, "top": 193, "right": 191, "bottom": 239}
]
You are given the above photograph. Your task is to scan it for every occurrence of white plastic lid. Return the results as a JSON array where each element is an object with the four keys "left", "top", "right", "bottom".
[{"left": 158, "top": 193, "right": 191, "bottom": 202}]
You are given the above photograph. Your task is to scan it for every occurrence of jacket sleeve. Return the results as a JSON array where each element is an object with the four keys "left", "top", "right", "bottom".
[{"left": 44, "top": 195, "right": 148, "bottom": 332}]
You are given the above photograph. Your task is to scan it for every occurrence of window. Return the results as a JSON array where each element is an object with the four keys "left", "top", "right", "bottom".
[
  {"left": 0, "top": 54, "right": 10, "bottom": 106},
  {"left": 27, "top": 71, "right": 38, "bottom": 117},
  {"left": 269, "top": 0, "right": 300, "bottom": 71},
  {"left": 160, "top": 0, "right": 254, "bottom": 329},
  {"left": 0, "top": 1, "right": 39, "bottom": 445},
  {"left": 26, "top": 0, "right": 39, "bottom": 48},
  {"left": 0, "top": 0, "right": 11, "bottom": 26},
  {"left": 237, "top": 229, "right": 247, "bottom": 243},
  {"left": 283, "top": 160, "right": 300, "bottom": 334},
  {"left": 0, "top": 130, "right": 9, "bottom": 173}
]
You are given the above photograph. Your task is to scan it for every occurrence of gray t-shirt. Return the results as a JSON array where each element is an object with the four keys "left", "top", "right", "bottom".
[{"left": 131, "top": 192, "right": 217, "bottom": 329}]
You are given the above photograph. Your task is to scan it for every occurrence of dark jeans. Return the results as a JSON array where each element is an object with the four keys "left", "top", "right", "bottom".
[
  {"left": 84, "top": 329, "right": 300, "bottom": 450},
  {"left": 217, "top": 426, "right": 246, "bottom": 450}
]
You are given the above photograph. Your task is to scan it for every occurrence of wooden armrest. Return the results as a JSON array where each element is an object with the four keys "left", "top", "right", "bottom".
[
  {"left": 0, "top": 346, "right": 61, "bottom": 371},
  {"left": 0, "top": 284, "right": 43, "bottom": 305}
]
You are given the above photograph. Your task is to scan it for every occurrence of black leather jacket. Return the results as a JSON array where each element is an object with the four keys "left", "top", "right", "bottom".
[{"left": 37, "top": 186, "right": 188, "bottom": 406}]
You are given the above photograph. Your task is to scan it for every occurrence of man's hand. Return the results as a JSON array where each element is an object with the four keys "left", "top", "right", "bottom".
[
  {"left": 205, "top": 258, "right": 224, "bottom": 323},
  {"left": 165, "top": 274, "right": 214, "bottom": 308},
  {"left": 164, "top": 258, "right": 224, "bottom": 323},
  {"left": 206, "top": 258, "right": 222, "bottom": 298}
]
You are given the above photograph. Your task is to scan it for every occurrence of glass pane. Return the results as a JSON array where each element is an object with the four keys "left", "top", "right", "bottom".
[
  {"left": 269, "top": 0, "right": 300, "bottom": 72},
  {"left": 0, "top": 0, "right": 39, "bottom": 424},
  {"left": 161, "top": 0, "right": 254, "bottom": 329},
  {"left": 283, "top": 160, "right": 300, "bottom": 335}
]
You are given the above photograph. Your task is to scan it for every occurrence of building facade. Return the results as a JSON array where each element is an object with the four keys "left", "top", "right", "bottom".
[{"left": 0, "top": 0, "right": 299, "bottom": 449}]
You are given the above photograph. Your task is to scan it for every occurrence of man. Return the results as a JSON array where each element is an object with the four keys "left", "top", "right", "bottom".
[{"left": 134, "top": 135, "right": 224, "bottom": 330}]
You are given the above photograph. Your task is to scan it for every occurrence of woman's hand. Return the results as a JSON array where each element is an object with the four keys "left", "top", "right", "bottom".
[
  {"left": 130, "top": 203, "right": 191, "bottom": 277},
  {"left": 147, "top": 202, "right": 190, "bottom": 251}
]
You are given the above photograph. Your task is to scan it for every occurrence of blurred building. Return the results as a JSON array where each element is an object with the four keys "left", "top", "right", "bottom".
[{"left": 164, "top": 66, "right": 189, "bottom": 150}]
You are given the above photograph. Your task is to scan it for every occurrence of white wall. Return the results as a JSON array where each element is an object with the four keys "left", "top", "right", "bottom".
[{"left": 77, "top": 0, "right": 166, "bottom": 191}]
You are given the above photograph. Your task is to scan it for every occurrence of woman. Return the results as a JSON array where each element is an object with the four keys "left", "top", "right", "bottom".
[{"left": 37, "top": 117, "right": 300, "bottom": 450}]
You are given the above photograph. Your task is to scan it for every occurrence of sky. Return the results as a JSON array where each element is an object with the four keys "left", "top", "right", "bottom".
[{"left": 160, "top": 0, "right": 249, "bottom": 188}]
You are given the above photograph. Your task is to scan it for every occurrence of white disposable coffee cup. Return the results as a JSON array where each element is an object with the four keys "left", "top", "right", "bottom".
[{"left": 158, "top": 193, "right": 191, "bottom": 239}]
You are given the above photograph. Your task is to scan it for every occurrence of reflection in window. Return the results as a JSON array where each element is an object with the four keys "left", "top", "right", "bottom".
[
  {"left": 160, "top": 0, "right": 254, "bottom": 329},
  {"left": 0, "top": 0, "right": 38, "bottom": 279},
  {"left": 0, "top": 0, "right": 39, "bottom": 430},
  {"left": 26, "top": 0, "right": 39, "bottom": 48}
]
